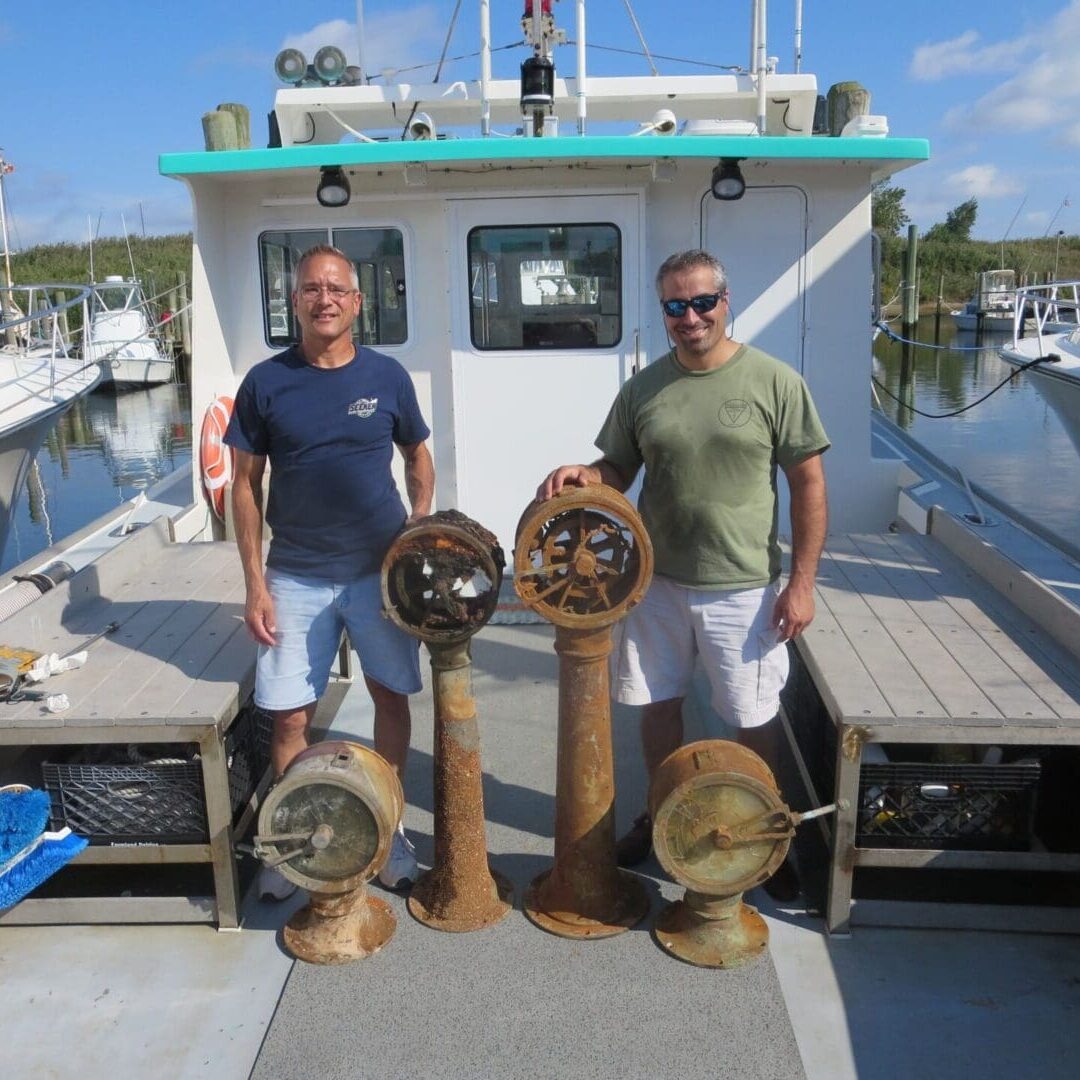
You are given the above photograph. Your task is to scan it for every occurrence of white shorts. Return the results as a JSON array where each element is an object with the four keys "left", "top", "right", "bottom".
[{"left": 610, "top": 576, "right": 789, "bottom": 728}]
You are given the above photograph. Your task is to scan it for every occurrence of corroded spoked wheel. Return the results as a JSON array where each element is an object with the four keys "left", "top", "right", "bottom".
[
  {"left": 513, "top": 486, "right": 653, "bottom": 629},
  {"left": 382, "top": 510, "right": 505, "bottom": 644}
]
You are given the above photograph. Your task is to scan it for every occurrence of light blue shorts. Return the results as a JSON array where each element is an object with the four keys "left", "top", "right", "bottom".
[{"left": 255, "top": 568, "right": 422, "bottom": 713}]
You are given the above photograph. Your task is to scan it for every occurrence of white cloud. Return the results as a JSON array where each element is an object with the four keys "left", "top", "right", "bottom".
[
  {"left": 942, "top": 2, "right": 1080, "bottom": 136},
  {"left": 910, "top": 29, "right": 1031, "bottom": 82},
  {"left": 944, "top": 164, "right": 1023, "bottom": 199},
  {"left": 282, "top": 9, "right": 447, "bottom": 80}
]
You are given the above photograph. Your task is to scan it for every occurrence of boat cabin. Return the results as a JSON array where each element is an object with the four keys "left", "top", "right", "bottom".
[{"left": 161, "top": 2, "right": 928, "bottom": 553}]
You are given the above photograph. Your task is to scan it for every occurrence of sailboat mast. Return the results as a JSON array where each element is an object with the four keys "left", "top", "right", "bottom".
[{"left": 0, "top": 153, "right": 14, "bottom": 291}]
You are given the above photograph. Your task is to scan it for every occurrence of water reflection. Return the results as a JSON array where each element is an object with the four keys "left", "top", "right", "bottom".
[
  {"left": 2, "top": 384, "right": 192, "bottom": 572},
  {"left": 873, "top": 318, "right": 1079, "bottom": 543}
]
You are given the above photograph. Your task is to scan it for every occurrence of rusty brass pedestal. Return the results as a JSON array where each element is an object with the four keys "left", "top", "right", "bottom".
[
  {"left": 285, "top": 886, "right": 397, "bottom": 965},
  {"left": 523, "top": 624, "right": 648, "bottom": 938},
  {"left": 407, "top": 639, "right": 513, "bottom": 931},
  {"left": 515, "top": 487, "right": 654, "bottom": 940},
  {"left": 382, "top": 510, "right": 513, "bottom": 933},
  {"left": 653, "top": 892, "right": 768, "bottom": 969}
]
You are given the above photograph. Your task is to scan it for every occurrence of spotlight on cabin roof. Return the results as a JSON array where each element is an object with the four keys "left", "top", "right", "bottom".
[
  {"left": 313, "top": 46, "right": 348, "bottom": 85},
  {"left": 274, "top": 48, "right": 307, "bottom": 85}
]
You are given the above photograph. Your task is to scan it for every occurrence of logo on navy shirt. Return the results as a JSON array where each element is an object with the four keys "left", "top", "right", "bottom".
[{"left": 348, "top": 397, "right": 378, "bottom": 419}]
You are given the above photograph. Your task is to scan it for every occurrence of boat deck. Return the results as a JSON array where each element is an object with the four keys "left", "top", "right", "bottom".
[
  {"left": 3, "top": 620, "right": 1080, "bottom": 1078},
  {"left": 2, "top": 500, "right": 1080, "bottom": 1074}
]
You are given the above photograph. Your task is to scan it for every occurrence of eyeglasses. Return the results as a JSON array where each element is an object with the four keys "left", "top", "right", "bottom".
[
  {"left": 298, "top": 284, "right": 357, "bottom": 301},
  {"left": 661, "top": 292, "right": 725, "bottom": 318}
]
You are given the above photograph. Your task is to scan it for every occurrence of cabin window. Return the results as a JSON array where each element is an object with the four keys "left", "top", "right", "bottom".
[
  {"left": 258, "top": 228, "right": 408, "bottom": 348},
  {"left": 467, "top": 224, "right": 621, "bottom": 350}
]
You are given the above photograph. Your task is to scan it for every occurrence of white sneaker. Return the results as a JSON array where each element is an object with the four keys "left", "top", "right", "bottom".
[
  {"left": 258, "top": 863, "right": 298, "bottom": 902},
  {"left": 377, "top": 825, "right": 418, "bottom": 891}
]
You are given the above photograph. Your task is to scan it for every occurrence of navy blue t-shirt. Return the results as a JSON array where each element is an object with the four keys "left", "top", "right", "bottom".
[{"left": 224, "top": 345, "right": 430, "bottom": 580}]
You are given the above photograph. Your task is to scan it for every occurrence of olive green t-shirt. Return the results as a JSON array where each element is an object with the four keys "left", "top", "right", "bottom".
[{"left": 596, "top": 345, "right": 829, "bottom": 588}]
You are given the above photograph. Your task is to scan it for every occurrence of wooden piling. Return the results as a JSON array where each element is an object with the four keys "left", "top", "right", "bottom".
[
  {"left": 902, "top": 225, "right": 919, "bottom": 333},
  {"left": 827, "top": 81, "right": 871, "bottom": 136},
  {"left": 933, "top": 272, "right": 944, "bottom": 343},
  {"left": 216, "top": 103, "right": 251, "bottom": 149},
  {"left": 178, "top": 274, "right": 191, "bottom": 357},
  {"left": 202, "top": 110, "right": 239, "bottom": 151}
]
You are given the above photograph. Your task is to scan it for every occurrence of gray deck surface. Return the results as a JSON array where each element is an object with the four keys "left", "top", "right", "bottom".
[
  {"left": 807, "top": 531, "right": 1080, "bottom": 734},
  {"left": 253, "top": 624, "right": 805, "bottom": 1080},
  {"left": 2, "top": 623, "right": 1080, "bottom": 1078}
]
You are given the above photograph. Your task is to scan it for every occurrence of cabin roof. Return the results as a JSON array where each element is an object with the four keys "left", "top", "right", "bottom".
[{"left": 160, "top": 134, "right": 929, "bottom": 182}]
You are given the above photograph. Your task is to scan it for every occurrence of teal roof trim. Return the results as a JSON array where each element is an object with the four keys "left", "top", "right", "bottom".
[{"left": 160, "top": 135, "right": 929, "bottom": 178}]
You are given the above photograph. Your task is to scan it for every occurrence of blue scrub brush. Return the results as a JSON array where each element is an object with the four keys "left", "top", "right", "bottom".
[
  {"left": 0, "top": 786, "right": 51, "bottom": 862},
  {"left": 0, "top": 787, "right": 88, "bottom": 908},
  {"left": 0, "top": 828, "right": 88, "bottom": 909}
]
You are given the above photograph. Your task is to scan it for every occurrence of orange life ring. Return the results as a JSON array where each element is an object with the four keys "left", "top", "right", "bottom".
[{"left": 200, "top": 395, "right": 234, "bottom": 521}]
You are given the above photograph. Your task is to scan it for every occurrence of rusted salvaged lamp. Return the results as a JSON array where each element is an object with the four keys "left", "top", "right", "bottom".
[
  {"left": 254, "top": 741, "right": 404, "bottom": 964},
  {"left": 382, "top": 509, "right": 513, "bottom": 931},
  {"left": 650, "top": 739, "right": 836, "bottom": 968},
  {"left": 514, "top": 485, "right": 653, "bottom": 938}
]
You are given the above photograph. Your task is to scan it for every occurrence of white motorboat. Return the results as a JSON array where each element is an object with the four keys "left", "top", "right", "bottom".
[
  {"left": 0, "top": 284, "right": 102, "bottom": 557},
  {"left": 950, "top": 268, "right": 1018, "bottom": 333},
  {"left": 1000, "top": 280, "right": 1080, "bottom": 456},
  {"left": 83, "top": 275, "right": 175, "bottom": 389}
]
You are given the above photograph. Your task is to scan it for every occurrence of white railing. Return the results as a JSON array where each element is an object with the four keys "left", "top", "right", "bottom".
[
  {"left": 0, "top": 283, "right": 100, "bottom": 415},
  {"left": 1010, "top": 281, "right": 1080, "bottom": 354}
]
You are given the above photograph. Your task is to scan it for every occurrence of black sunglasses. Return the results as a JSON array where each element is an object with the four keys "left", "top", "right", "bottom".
[{"left": 661, "top": 292, "right": 726, "bottom": 318}]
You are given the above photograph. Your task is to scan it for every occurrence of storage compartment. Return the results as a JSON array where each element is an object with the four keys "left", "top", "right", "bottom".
[
  {"left": 856, "top": 761, "right": 1041, "bottom": 850},
  {"left": 42, "top": 704, "right": 272, "bottom": 845}
]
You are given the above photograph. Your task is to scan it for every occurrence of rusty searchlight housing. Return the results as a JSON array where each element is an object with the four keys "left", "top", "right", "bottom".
[
  {"left": 514, "top": 485, "right": 653, "bottom": 938},
  {"left": 254, "top": 741, "right": 404, "bottom": 964},
  {"left": 381, "top": 509, "right": 513, "bottom": 931}
]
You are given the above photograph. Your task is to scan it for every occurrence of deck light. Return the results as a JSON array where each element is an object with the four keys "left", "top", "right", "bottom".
[
  {"left": 274, "top": 48, "right": 307, "bottom": 85},
  {"left": 316, "top": 166, "right": 351, "bottom": 208},
  {"left": 711, "top": 159, "right": 746, "bottom": 201}
]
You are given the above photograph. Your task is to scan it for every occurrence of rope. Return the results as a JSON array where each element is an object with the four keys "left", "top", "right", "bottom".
[
  {"left": 872, "top": 354, "right": 1059, "bottom": 419},
  {"left": 875, "top": 320, "right": 991, "bottom": 353}
]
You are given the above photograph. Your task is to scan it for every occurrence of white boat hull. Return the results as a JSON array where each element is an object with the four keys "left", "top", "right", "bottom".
[{"left": 1000, "top": 331, "right": 1080, "bottom": 456}]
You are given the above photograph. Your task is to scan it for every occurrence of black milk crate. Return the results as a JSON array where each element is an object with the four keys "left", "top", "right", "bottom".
[
  {"left": 42, "top": 706, "right": 273, "bottom": 846},
  {"left": 856, "top": 760, "right": 1041, "bottom": 851}
]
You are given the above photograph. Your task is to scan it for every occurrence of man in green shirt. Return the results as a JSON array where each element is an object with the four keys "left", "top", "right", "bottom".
[{"left": 537, "top": 249, "right": 829, "bottom": 895}]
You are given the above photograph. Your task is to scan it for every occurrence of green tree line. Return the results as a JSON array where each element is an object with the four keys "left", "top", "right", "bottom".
[
  {"left": 8, "top": 233, "right": 193, "bottom": 304},
  {"left": 873, "top": 184, "right": 1079, "bottom": 308}
]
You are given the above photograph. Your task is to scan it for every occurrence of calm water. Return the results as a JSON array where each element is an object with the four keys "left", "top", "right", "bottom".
[
  {"left": 1, "top": 332, "right": 1076, "bottom": 575},
  {"left": 872, "top": 317, "right": 1080, "bottom": 545},
  {"left": 1, "top": 383, "right": 193, "bottom": 573}
]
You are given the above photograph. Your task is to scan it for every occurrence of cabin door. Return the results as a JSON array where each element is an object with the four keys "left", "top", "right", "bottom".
[{"left": 448, "top": 195, "right": 641, "bottom": 555}]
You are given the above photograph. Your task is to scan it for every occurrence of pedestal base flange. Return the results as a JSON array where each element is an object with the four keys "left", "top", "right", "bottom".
[
  {"left": 523, "top": 867, "right": 649, "bottom": 939},
  {"left": 283, "top": 890, "right": 397, "bottom": 965},
  {"left": 407, "top": 867, "right": 515, "bottom": 932},
  {"left": 652, "top": 894, "right": 769, "bottom": 968}
]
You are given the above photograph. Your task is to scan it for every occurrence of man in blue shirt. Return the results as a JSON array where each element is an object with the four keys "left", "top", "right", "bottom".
[{"left": 225, "top": 245, "right": 434, "bottom": 897}]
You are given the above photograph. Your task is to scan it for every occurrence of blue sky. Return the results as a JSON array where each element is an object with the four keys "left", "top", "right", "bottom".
[{"left": 0, "top": 1, "right": 1076, "bottom": 249}]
